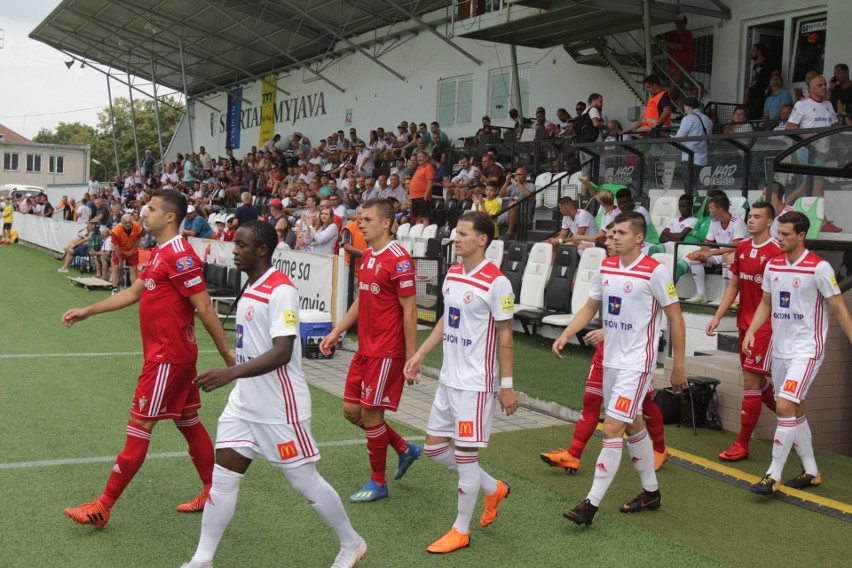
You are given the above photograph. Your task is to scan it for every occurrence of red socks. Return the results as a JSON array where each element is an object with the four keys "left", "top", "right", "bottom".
[
  {"left": 642, "top": 393, "right": 667, "bottom": 454},
  {"left": 364, "top": 423, "right": 389, "bottom": 486},
  {"left": 735, "top": 390, "right": 763, "bottom": 449},
  {"left": 356, "top": 419, "right": 408, "bottom": 456},
  {"left": 175, "top": 414, "right": 215, "bottom": 493},
  {"left": 568, "top": 392, "right": 603, "bottom": 459},
  {"left": 100, "top": 422, "right": 151, "bottom": 509},
  {"left": 761, "top": 380, "right": 776, "bottom": 412}
]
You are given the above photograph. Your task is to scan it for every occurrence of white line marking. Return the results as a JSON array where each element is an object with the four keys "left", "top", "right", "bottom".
[
  {"left": 0, "top": 436, "right": 426, "bottom": 470},
  {"left": 0, "top": 351, "right": 221, "bottom": 359}
]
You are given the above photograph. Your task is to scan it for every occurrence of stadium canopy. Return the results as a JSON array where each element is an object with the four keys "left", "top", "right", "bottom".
[{"left": 30, "top": 0, "right": 464, "bottom": 100}]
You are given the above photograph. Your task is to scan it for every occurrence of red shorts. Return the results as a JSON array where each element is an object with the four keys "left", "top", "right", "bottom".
[
  {"left": 344, "top": 353, "right": 405, "bottom": 411},
  {"left": 130, "top": 361, "right": 200, "bottom": 421},
  {"left": 740, "top": 328, "right": 772, "bottom": 376},
  {"left": 112, "top": 251, "right": 140, "bottom": 267},
  {"left": 585, "top": 344, "right": 605, "bottom": 396}
]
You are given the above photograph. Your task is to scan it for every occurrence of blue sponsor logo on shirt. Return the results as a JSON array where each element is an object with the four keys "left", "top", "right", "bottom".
[
  {"left": 235, "top": 324, "right": 244, "bottom": 348},
  {"left": 780, "top": 291, "right": 791, "bottom": 308},
  {"left": 608, "top": 296, "right": 622, "bottom": 315},
  {"left": 448, "top": 307, "right": 461, "bottom": 328},
  {"left": 396, "top": 260, "right": 412, "bottom": 273},
  {"left": 176, "top": 256, "right": 195, "bottom": 271}
]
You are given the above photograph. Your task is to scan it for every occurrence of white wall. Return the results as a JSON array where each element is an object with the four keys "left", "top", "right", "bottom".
[{"left": 0, "top": 143, "right": 89, "bottom": 187}]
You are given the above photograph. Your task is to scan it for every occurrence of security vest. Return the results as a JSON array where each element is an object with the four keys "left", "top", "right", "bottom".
[
  {"left": 640, "top": 90, "right": 672, "bottom": 132},
  {"left": 343, "top": 220, "right": 367, "bottom": 269}
]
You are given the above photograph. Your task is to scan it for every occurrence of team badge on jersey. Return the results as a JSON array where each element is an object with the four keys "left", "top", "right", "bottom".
[
  {"left": 235, "top": 324, "right": 244, "bottom": 348},
  {"left": 793, "top": 278, "right": 801, "bottom": 289},
  {"left": 779, "top": 291, "right": 791, "bottom": 308},
  {"left": 284, "top": 310, "right": 296, "bottom": 328},
  {"left": 396, "top": 260, "right": 412, "bottom": 273},
  {"left": 608, "top": 296, "right": 622, "bottom": 315},
  {"left": 501, "top": 295, "right": 514, "bottom": 313},
  {"left": 666, "top": 282, "right": 677, "bottom": 299},
  {"left": 448, "top": 307, "right": 461, "bottom": 328},
  {"left": 623, "top": 281, "right": 634, "bottom": 293},
  {"left": 245, "top": 306, "right": 255, "bottom": 321},
  {"left": 176, "top": 256, "right": 195, "bottom": 271},
  {"left": 463, "top": 291, "right": 474, "bottom": 304}
]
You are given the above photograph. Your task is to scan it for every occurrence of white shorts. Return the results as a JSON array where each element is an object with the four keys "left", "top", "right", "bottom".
[
  {"left": 426, "top": 383, "right": 496, "bottom": 448},
  {"left": 602, "top": 367, "right": 653, "bottom": 423},
  {"left": 215, "top": 407, "right": 320, "bottom": 469},
  {"left": 771, "top": 357, "right": 823, "bottom": 404}
]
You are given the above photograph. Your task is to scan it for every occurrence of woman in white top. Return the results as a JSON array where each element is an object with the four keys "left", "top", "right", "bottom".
[{"left": 303, "top": 206, "right": 338, "bottom": 254}]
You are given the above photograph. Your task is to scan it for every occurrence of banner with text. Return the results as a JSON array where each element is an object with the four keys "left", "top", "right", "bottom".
[
  {"left": 226, "top": 88, "right": 242, "bottom": 149},
  {"left": 259, "top": 76, "right": 277, "bottom": 146}
]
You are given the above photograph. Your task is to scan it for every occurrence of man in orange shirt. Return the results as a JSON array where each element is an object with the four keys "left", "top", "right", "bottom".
[
  {"left": 408, "top": 151, "right": 434, "bottom": 227},
  {"left": 111, "top": 213, "right": 144, "bottom": 295},
  {"left": 342, "top": 206, "right": 367, "bottom": 275}
]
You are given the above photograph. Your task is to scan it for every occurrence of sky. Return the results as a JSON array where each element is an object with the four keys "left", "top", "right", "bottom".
[{"left": 0, "top": 0, "right": 179, "bottom": 140}]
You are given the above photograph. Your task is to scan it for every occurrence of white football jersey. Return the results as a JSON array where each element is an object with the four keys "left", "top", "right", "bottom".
[
  {"left": 762, "top": 250, "right": 839, "bottom": 360},
  {"left": 227, "top": 267, "right": 311, "bottom": 424},
  {"left": 590, "top": 254, "right": 679, "bottom": 373},
  {"left": 440, "top": 259, "right": 514, "bottom": 392},
  {"left": 664, "top": 215, "right": 697, "bottom": 234},
  {"left": 769, "top": 204, "right": 795, "bottom": 238},
  {"left": 706, "top": 214, "right": 747, "bottom": 245},
  {"left": 601, "top": 206, "right": 621, "bottom": 232},
  {"left": 562, "top": 208, "right": 599, "bottom": 236},
  {"left": 789, "top": 97, "right": 837, "bottom": 154}
]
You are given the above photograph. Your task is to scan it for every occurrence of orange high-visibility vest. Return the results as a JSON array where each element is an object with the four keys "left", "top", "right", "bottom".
[{"left": 640, "top": 90, "right": 672, "bottom": 131}]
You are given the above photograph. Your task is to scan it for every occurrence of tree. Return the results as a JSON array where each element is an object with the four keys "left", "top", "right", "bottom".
[{"left": 33, "top": 96, "right": 185, "bottom": 181}]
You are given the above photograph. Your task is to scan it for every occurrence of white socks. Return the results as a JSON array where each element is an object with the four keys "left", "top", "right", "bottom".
[
  {"left": 626, "top": 429, "right": 658, "bottom": 492},
  {"left": 792, "top": 416, "right": 819, "bottom": 476},
  {"left": 767, "top": 417, "right": 797, "bottom": 480},
  {"left": 283, "top": 463, "right": 359, "bottom": 550},
  {"left": 453, "top": 450, "right": 480, "bottom": 534},
  {"left": 192, "top": 464, "right": 243, "bottom": 564},
  {"left": 587, "top": 438, "right": 623, "bottom": 507},
  {"left": 689, "top": 261, "right": 706, "bottom": 295}
]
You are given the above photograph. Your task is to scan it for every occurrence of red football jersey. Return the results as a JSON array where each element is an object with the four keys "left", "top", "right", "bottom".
[
  {"left": 730, "top": 237, "right": 783, "bottom": 331},
  {"left": 356, "top": 240, "right": 416, "bottom": 358},
  {"left": 139, "top": 236, "right": 207, "bottom": 363}
]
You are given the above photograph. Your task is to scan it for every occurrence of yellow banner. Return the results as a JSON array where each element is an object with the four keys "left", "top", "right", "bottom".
[{"left": 259, "top": 75, "right": 277, "bottom": 145}]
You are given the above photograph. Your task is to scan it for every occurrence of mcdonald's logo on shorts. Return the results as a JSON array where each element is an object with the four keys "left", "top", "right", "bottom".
[
  {"left": 277, "top": 440, "right": 298, "bottom": 460},
  {"left": 614, "top": 396, "right": 632, "bottom": 413},
  {"left": 458, "top": 421, "right": 474, "bottom": 437},
  {"left": 782, "top": 379, "right": 798, "bottom": 394}
]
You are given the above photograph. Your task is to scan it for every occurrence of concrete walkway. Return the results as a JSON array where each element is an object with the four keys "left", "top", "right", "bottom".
[{"left": 302, "top": 347, "right": 568, "bottom": 434}]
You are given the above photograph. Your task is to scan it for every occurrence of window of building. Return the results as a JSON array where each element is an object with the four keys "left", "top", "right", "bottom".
[
  {"left": 437, "top": 75, "right": 474, "bottom": 126},
  {"left": 49, "top": 155, "right": 65, "bottom": 174},
  {"left": 3, "top": 152, "right": 19, "bottom": 171},
  {"left": 488, "top": 64, "right": 530, "bottom": 120},
  {"left": 26, "top": 154, "right": 42, "bottom": 173}
]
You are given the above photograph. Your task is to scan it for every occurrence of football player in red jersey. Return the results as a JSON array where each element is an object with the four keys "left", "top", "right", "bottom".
[
  {"left": 320, "top": 198, "right": 422, "bottom": 502},
  {"left": 707, "top": 202, "right": 783, "bottom": 461},
  {"left": 61, "top": 189, "right": 234, "bottom": 528}
]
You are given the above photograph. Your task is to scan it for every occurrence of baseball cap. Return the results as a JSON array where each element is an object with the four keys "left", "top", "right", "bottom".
[
  {"left": 187, "top": 204, "right": 195, "bottom": 214},
  {"left": 683, "top": 96, "right": 700, "bottom": 109},
  {"left": 270, "top": 198, "right": 283, "bottom": 207}
]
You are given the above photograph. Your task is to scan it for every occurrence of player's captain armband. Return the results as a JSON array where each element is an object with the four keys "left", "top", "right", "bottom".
[
  {"left": 829, "top": 275, "right": 839, "bottom": 289},
  {"left": 501, "top": 295, "right": 514, "bottom": 313},
  {"left": 284, "top": 310, "right": 297, "bottom": 328},
  {"left": 184, "top": 276, "right": 202, "bottom": 288},
  {"left": 666, "top": 282, "right": 678, "bottom": 299}
]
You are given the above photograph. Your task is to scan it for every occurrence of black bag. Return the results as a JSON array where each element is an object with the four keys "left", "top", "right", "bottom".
[
  {"left": 680, "top": 383, "right": 723, "bottom": 430},
  {"left": 573, "top": 111, "right": 598, "bottom": 144},
  {"left": 654, "top": 388, "right": 682, "bottom": 424}
]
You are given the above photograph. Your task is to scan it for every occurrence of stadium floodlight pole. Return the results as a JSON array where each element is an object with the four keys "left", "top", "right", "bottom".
[
  {"left": 127, "top": 72, "right": 142, "bottom": 178},
  {"left": 149, "top": 53, "right": 165, "bottom": 168},
  {"left": 106, "top": 75, "right": 121, "bottom": 178},
  {"left": 178, "top": 38, "right": 194, "bottom": 152},
  {"left": 510, "top": 44, "right": 523, "bottom": 120},
  {"left": 643, "top": 0, "right": 653, "bottom": 77}
]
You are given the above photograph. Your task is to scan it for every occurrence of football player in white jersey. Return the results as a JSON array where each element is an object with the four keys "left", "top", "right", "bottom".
[
  {"left": 404, "top": 211, "right": 518, "bottom": 554},
  {"left": 552, "top": 211, "right": 687, "bottom": 526},
  {"left": 743, "top": 211, "right": 852, "bottom": 495},
  {"left": 184, "top": 221, "right": 366, "bottom": 568}
]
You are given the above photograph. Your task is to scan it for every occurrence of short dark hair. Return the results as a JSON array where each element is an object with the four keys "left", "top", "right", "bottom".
[
  {"left": 679, "top": 193, "right": 693, "bottom": 204},
  {"left": 751, "top": 201, "right": 775, "bottom": 219},
  {"left": 362, "top": 198, "right": 395, "bottom": 223},
  {"left": 588, "top": 92, "right": 602, "bottom": 104},
  {"left": 459, "top": 211, "right": 495, "bottom": 247},
  {"left": 615, "top": 188, "right": 633, "bottom": 201},
  {"left": 708, "top": 194, "right": 730, "bottom": 211},
  {"left": 558, "top": 196, "right": 576, "bottom": 208},
  {"left": 613, "top": 211, "right": 646, "bottom": 238},
  {"left": 153, "top": 189, "right": 188, "bottom": 226},
  {"left": 777, "top": 211, "right": 809, "bottom": 235},
  {"left": 644, "top": 74, "right": 662, "bottom": 86},
  {"left": 768, "top": 180, "right": 785, "bottom": 202},
  {"left": 836, "top": 63, "right": 850, "bottom": 73},
  {"left": 239, "top": 220, "right": 278, "bottom": 256},
  {"left": 752, "top": 43, "right": 768, "bottom": 58}
]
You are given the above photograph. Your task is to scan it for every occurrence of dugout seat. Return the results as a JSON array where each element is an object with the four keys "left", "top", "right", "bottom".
[
  {"left": 542, "top": 246, "right": 606, "bottom": 333},
  {"left": 794, "top": 196, "right": 825, "bottom": 238},
  {"left": 515, "top": 245, "right": 579, "bottom": 334},
  {"left": 500, "top": 242, "right": 529, "bottom": 298},
  {"left": 513, "top": 242, "right": 553, "bottom": 313}
]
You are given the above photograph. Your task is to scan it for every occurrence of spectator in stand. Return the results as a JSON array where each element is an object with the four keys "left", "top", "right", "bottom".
[
  {"left": 88, "top": 175, "right": 101, "bottom": 195},
  {"left": 329, "top": 194, "right": 347, "bottom": 220},
  {"left": 784, "top": 74, "right": 840, "bottom": 232},
  {"left": 830, "top": 63, "right": 852, "bottom": 118},
  {"left": 57, "top": 222, "right": 102, "bottom": 272},
  {"left": 275, "top": 215, "right": 297, "bottom": 249},
  {"left": 37, "top": 195, "right": 55, "bottom": 218},
  {"left": 110, "top": 214, "right": 144, "bottom": 294},
  {"left": 92, "top": 198, "right": 110, "bottom": 226},
  {"left": 142, "top": 150, "right": 155, "bottom": 177},
  {"left": 499, "top": 165, "right": 534, "bottom": 237},
  {"left": 472, "top": 183, "right": 502, "bottom": 236},
  {"left": 211, "top": 219, "right": 226, "bottom": 241},
  {"left": 268, "top": 199, "right": 288, "bottom": 227},
  {"left": 695, "top": 82, "right": 712, "bottom": 116},
  {"left": 474, "top": 154, "right": 504, "bottom": 193},
  {"left": 724, "top": 105, "right": 755, "bottom": 142},
  {"left": 533, "top": 107, "right": 557, "bottom": 136},
  {"left": 746, "top": 43, "right": 774, "bottom": 120},
  {"left": 382, "top": 174, "right": 406, "bottom": 204},
  {"left": 575, "top": 101, "right": 587, "bottom": 117},
  {"left": 90, "top": 226, "right": 113, "bottom": 280},
  {"left": 432, "top": 150, "right": 450, "bottom": 199},
  {"left": 449, "top": 154, "right": 479, "bottom": 201},
  {"left": 555, "top": 108, "right": 573, "bottom": 137},
  {"left": 409, "top": 151, "right": 434, "bottom": 226},
  {"left": 161, "top": 164, "right": 179, "bottom": 188},
  {"left": 106, "top": 205, "right": 123, "bottom": 229},
  {"left": 476, "top": 116, "right": 501, "bottom": 143},
  {"left": 655, "top": 14, "right": 694, "bottom": 109},
  {"left": 304, "top": 206, "right": 338, "bottom": 254},
  {"left": 222, "top": 216, "right": 237, "bottom": 242},
  {"left": 548, "top": 196, "right": 598, "bottom": 255},
  {"left": 762, "top": 71, "right": 794, "bottom": 121},
  {"left": 64, "top": 198, "right": 77, "bottom": 221},
  {"left": 181, "top": 205, "right": 214, "bottom": 239},
  {"left": 341, "top": 206, "right": 367, "bottom": 273},
  {"left": 577, "top": 93, "right": 607, "bottom": 179},
  {"left": 508, "top": 108, "right": 531, "bottom": 130},
  {"left": 628, "top": 74, "right": 673, "bottom": 135},
  {"left": 182, "top": 154, "right": 199, "bottom": 191},
  {"left": 430, "top": 122, "right": 451, "bottom": 146},
  {"left": 672, "top": 96, "right": 713, "bottom": 191},
  {"left": 658, "top": 194, "right": 697, "bottom": 254},
  {"left": 233, "top": 192, "right": 261, "bottom": 227}
]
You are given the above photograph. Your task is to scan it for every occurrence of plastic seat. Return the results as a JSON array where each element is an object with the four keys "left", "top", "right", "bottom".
[
  {"left": 485, "top": 239, "right": 504, "bottom": 266},
  {"left": 794, "top": 196, "right": 825, "bottom": 238},
  {"left": 512, "top": 242, "right": 553, "bottom": 313},
  {"left": 515, "top": 245, "right": 579, "bottom": 334},
  {"left": 499, "top": 242, "right": 529, "bottom": 298},
  {"left": 542, "top": 247, "right": 605, "bottom": 328}
]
